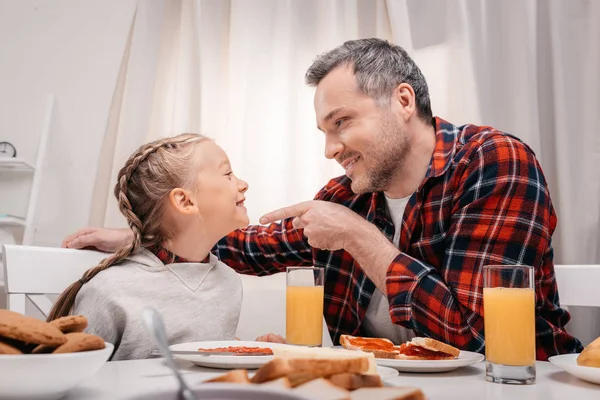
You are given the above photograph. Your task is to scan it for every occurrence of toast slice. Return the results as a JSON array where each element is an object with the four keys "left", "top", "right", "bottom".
[
  {"left": 328, "top": 373, "right": 383, "bottom": 390},
  {"left": 204, "top": 369, "right": 250, "bottom": 384},
  {"left": 251, "top": 353, "right": 372, "bottom": 385},
  {"left": 350, "top": 387, "right": 425, "bottom": 400},
  {"left": 250, "top": 358, "right": 293, "bottom": 383},
  {"left": 294, "top": 378, "right": 351, "bottom": 400},
  {"left": 272, "top": 345, "right": 378, "bottom": 375},
  {"left": 286, "top": 371, "right": 325, "bottom": 387},
  {"left": 260, "top": 376, "right": 292, "bottom": 389},
  {"left": 395, "top": 337, "right": 459, "bottom": 360},
  {"left": 340, "top": 335, "right": 400, "bottom": 359}
]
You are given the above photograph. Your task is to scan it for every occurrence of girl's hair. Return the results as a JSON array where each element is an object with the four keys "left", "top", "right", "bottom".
[{"left": 47, "top": 133, "right": 208, "bottom": 321}]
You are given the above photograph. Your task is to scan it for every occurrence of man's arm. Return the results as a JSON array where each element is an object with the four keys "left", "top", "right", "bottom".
[
  {"left": 62, "top": 218, "right": 313, "bottom": 276},
  {"left": 382, "top": 135, "right": 581, "bottom": 358},
  {"left": 214, "top": 218, "right": 313, "bottom": 276}
]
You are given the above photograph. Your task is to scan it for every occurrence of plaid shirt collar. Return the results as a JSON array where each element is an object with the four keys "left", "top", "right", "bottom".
[
  {"left": 366, "top": 116, "right": 459, "bottom": 225},
  {"left": 147, "top": 244, "right": 210, "bottom": 264}
]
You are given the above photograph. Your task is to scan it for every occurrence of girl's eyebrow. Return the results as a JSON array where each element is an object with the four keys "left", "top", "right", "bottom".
[{"left": 218, "top": 159, "right": 231, "bottom": 169}]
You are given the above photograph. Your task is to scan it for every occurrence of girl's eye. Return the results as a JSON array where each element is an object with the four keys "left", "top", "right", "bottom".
[{"left": 225, "top": 171, "right": 233, "bottom": 180}]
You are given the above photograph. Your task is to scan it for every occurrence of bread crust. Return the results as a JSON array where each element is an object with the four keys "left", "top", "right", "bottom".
[
  {"left": 340, "top": 335, "right": 400, "bottom": 359},
  {"left": 328, "top": 373, "right": 383, "bottom": 390},
  {"left": 408, "top": 337, "right": 460, "bottom": 358}
]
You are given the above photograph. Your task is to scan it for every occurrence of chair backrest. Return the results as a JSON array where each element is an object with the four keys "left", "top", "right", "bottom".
[
  {"left": 554, "top": 264, "right": 600, "bottom": 307},
  {"left": 2, "top": 244, "right": 334, "bottom": 346},
  {"left": 2, "top": 244, "right": 106, "bottom": 316}
]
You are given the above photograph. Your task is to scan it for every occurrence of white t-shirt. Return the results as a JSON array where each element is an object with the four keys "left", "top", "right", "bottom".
[{"left": 361, "top": 193, "right": 416, "bottom": 344}]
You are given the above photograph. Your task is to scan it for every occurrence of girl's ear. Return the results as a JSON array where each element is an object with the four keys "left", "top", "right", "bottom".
[{"left": 168, "top": 188, "right": 198, "bottom": 215}]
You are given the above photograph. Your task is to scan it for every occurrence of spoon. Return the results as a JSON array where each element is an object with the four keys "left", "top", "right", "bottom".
[{"left": 142, "top": 307, "right": 197, "bottom": 400}]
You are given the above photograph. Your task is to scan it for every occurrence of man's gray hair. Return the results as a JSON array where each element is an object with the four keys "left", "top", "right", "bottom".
[{"left": 305, "top": 38, "right": 433, "bottom": 124}]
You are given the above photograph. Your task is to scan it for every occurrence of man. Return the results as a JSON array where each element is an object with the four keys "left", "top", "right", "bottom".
[{"left": 64, "top": 38, "right": 582, "bottom": 359}]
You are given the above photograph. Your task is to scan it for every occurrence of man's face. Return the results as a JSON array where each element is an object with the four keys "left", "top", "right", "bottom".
[{"left": 314, "top": 66, "right": 409, "bottom": 194}]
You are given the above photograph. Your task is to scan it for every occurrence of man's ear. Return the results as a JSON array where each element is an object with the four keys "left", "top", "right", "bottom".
[
  {"left": 392, "top": 82, "right": 416, "bottom": 121},
  {"left": 168, "top": 188, "right": 197, "bottom": 215}
]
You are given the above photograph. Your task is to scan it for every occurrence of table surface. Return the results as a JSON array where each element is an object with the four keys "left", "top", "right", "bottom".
[{"left": 64, "top": 357, "right": 600, "bottom": 399}]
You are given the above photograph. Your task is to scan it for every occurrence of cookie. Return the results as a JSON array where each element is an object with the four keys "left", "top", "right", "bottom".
[
  {"left": 0, "top": 310, "right": 66, "bottom": 346},
  {"left": 52, "top": 332, "right": 105, "bottom": 354},
  {"left": 0, "top": 340, "right": 22, "bottom": 355},
  {"left": 49, "top": 315, "right": 88, "bottom": 333},
  {"left": 0, "top": 336, "right": 34, "bottom": 353},
  {"left": 31, "top": 343, "right": 56, "bottom": 354}
]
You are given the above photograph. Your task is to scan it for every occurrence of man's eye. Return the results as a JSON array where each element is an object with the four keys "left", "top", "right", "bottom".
[{"left": 335, "top": 118, "right": 346, "bottom": 128}]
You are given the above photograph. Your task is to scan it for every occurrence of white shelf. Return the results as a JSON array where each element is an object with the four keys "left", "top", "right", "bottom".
[
  {"left": 0, "top": 158, "right": 35, "bottom": 172},
  {"left": 0, "top": 215, "right": 26, "bottom": 228}
]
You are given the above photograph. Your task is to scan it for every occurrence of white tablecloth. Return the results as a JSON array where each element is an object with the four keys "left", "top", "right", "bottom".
[{"left": 65, "top": 357, "right": 600, "bottom": 399}]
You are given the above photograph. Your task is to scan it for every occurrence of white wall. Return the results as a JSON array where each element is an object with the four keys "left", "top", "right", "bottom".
[{"left": 0, "top": 0, "right": 137, "bottom": 246}]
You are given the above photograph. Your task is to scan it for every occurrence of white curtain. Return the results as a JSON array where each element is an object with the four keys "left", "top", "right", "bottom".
[{"left": 91, "top": 0, "right": 599, "bottom": 339}]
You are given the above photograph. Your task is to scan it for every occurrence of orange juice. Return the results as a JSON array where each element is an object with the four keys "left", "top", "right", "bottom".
[
  {"left": 286, "top": 285, "right": 324, "bottom": 346},
  {"left": 483, "top": 287, "right": 536, "bottom": 366}
]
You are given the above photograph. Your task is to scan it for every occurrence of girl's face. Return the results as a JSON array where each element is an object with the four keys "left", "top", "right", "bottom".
[{"left": 190, "top": 141, "right": 249, "bottom": 234}]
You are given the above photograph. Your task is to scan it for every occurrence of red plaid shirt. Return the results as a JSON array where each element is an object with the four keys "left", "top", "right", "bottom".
[
  {"left": 215, "top": 117, "right": 582, "bottom": 360},
  {"left": 148, "top": 244, "right": 210, "bottom": 264}
]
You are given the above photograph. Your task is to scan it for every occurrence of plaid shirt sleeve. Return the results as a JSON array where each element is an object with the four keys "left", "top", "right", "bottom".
[
  {"left": 214, "top": 219, "right": 313, "bottom": 275},
  {"left": 386, "top": 134, "right": 582, "bottom": 359}
]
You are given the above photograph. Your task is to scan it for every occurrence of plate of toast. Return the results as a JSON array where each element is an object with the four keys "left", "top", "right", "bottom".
[
  {"left": 198, "top": 344, "right": 425, "bottom": 400},
  {"left": 549, "top": 336, "right": 600, "bottom": 385},
  {"left": 340, "top": 335, "right": 484, "bottom": 373}
]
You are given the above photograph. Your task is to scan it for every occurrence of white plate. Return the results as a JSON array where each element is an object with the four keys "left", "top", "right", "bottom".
[
  {"left": 549, "top": 354, "right": 600, "bottom": 385},
  {"left": 375, "top": 351, "right": 485, "bottom": 373},
  {"left": 376, "top": 365, "right": 400, "bottom": 380},
  {"left": 170, "top": 341, "right": 290, "bottom": 369}
]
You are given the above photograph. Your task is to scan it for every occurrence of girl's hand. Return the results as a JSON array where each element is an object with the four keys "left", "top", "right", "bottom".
[{"left": 255, "top": 333, "right": 287, "bottom": 344}]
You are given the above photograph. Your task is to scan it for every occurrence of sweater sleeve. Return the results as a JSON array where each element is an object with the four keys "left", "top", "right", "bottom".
[{"left": 73, "top": 283, "right": 125, "bottom": 353}]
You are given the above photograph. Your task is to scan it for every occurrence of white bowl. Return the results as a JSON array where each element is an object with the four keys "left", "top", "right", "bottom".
[
  {"left": 0, "top": 342, "right": 113, "bottom": 400},
  {"left": 130, "top": 383, "right": 313, "bottom": 400}
]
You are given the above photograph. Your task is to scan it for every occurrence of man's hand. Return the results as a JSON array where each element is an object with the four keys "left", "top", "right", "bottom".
[
  {"left": 62, "top": 227, "right": 133, "bottom": 253},
  {"left": 259, "top": 200, "right": 367, "bottom": 250},
  {"left": 260, "top": 200, "right": 400, "bottom": 293}
]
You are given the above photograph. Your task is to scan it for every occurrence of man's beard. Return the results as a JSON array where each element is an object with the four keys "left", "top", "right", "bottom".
[{"left": 350, "top": 115, "right": 410, "bottom": 194}]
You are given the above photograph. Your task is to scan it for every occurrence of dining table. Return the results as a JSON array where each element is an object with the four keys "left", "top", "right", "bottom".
[{"left": 63, "top": 357, "right": 600, "bottom": 399}]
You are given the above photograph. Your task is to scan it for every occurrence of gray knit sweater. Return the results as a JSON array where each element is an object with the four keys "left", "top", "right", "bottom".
[{"left": 73, "top": 248, "right": 242, "bottom": 360}]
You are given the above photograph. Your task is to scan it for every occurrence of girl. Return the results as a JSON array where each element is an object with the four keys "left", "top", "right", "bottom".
[{"left": 48, "top": 134, "right": 250, "bottom": 360}]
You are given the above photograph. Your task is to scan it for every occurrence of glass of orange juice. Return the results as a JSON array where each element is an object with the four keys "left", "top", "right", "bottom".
[
  {"left": 483, "top": 265, "right": 536, "bottom": 384},
  {"left": 286, "top": 266, "right": 325, "bottom": 346}
]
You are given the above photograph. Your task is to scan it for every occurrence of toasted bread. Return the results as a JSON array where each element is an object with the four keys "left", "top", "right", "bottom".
[
  {"left": 583, "top": 336, "right": 600, "bottom": 351},
  {"left": 408, "top": 337, "right": 460, "bottom": 358},
  {"left": 288, "top": 356, "right": 370, "bottom": 376},
  {"left": 204, "top": 369, "right": 250, "bottom": 384},
  {"left": 350, "top": 387, "right": 425, "bottom": 400},
  {"left": 340, "top": 335, "right": 400, "bottom": 359},
  {"left": 328, "top": 373, "right": 383, "bottom": 390},
  {"left": 577, "top": 335, "right": 600, "bottom": 367},
  {"left": 286, "top": 371, "right": 325, "bottom": 387},
  {"left": 250, "top": 358, "right": 293, "bottom": 383},
  {"left": 294, "top": 378, "right": 351, "bottom": 400},
  {"left": 273, "top": 345, "right": 377, "bottom": 374},
  {"left": 340, "top": 335, "right": 459, "bottom": 361},
  {"left": 261, "top": 376, "right": 292, "bottom": 389}
]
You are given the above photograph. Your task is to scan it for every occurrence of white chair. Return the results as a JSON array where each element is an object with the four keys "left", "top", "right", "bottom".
[
  {"left": 555, "top": 264, "right": 600, "bottom": 346},
  {"left": 2, "top": 244, "right": 106, "bottom": 316},
  {"left": 2, "top": 244, "right": 333, "bottom": 346}
]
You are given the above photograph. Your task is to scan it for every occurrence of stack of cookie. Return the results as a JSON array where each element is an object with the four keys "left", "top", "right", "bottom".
[{"left": 0, "top": 310, "right": 105, "bottom": 355}]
